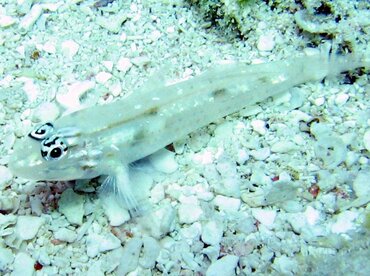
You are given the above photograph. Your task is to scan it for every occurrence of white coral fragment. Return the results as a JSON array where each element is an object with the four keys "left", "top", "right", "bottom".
[
  {"left": 116, "top": 57, "right": 132, "bottom": 73},
  {"left": 331, "top": 211, "right": 358, "bottom": 234},
  {"left": 257, "top": 32, "right": 275, "bottom": 52},
  {"left": 0, "top": 247, "right": 13, "bottom": 271},
  {"left": 148, "top": 148, "right": 178, "bottom": 174},
  {"left": 139, "top": 236, "right": 160, "bottom": 269},
  {"left": 101, "top": 194, "right": 130, "bottom": 226},
  {"left": 58, "top": 188, "right": 85, "bottom": 225},
  {"left": 96, "top": 12, "right": 127, "bottom": 33},
  {"left": 213, "top": 195, "right": 241, "bottom": 212},
  {"left": 116, "top": 238, "right": 143, "bottom": 275},
  {"left": 0, "top": 165, "right": 12, "bottom": 190},
  {"left": 178, "top": 203, "right": 203, "bottom": 224},
  {"left": 0, "top": 15, "right": 16, "bottom": 27},
  {"left": 252, "top": 208, "right": 276, "bottom": 228},
  {"left": 56, "top": 80, "right": 95, "bottom": 111},
  {"left": 363, "top": 129, "right": 370, "bottom": 152},
  {"left": 201, "top": 220, "right": 223, "bottom": 246},
  {"left": 15, "top": 216, "right": 44, "bottom": 240},
  {"left": 95, "top": 71, "right": 112, "bottom": 84},
  {"left": 32, "top": 102, "right": 60, "bottom": 123},
  {"left": 311, "top": 123, "right": 347, "bottom": 169},
  {"left": 352, "top": 171, "right": 370, "bottom": 198},
  {"left": 54, "top": 228, "right": 77, "bottom": 243},
  {"left": 86, "top": 232, "right": 121, "bottom": 257},
  {"left": 12, "top": 252, "right": 34, "bottom": 276},
  {"left": 61, "top": 40, "right": 80, "bottom": 60},
  {"left": 206, "top": 255, "right": 239, "bottom": 276},
  {"left": 19, "top": 4, "right": 43, "bottom": 34}
]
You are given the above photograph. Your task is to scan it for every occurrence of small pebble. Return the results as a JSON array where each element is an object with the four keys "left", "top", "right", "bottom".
[
  {"left": 95, "top": 71, "right": 112, "bottom": 84},
  {"left": 345, "top": 151, "right": 359, "bottom": 167},
  {"left": 0, "top": 195, "right": 20, "bottom": 213},
  {"left": 32, "top": 102, "right": 60, "bottom": 122},
  {"left": 236, "top": 149, "right": 249, "bottom": 164},
  {"left": 289, "top": 110, "right": 312, "bottom": 123},
  {"left": 102, "top": 60, "right": 113, "bottom": 72},
  {"left": 265, "top": 182, "right": 297, "bottom": 204},
  {"left": 17, "top": 0, "right": 33, "bottom": 14},
  {"left": 116, "top": 57, "right": 132, "bottom": 73},
  {"left": 139, "top": 236, "right": 160, "bottom": 269},
  {"left": 54, "top": 228, "right": 77, "bottom": 243},
  {"left": 15, "top": 216, "right": 44, "bottom": 240},
  {"left": 0, "top": 165, "right": 12, "bottom": 189},
  {"left": 213, "top": 195, "right": 241, "bottom": 212},
  {"left": 148, "top": 148, "right": 178, "bottom": 174},
  {"left": 272, "top": 255, "right": 298, "bottom": 275},
  {"left": 141, "top": 203, "right": 175, "bottom": 238},
  {"left": 61, "top": 39, "right": 79, "bottom": 59},
  {"left": 29, "top": 196, "right": 43, "bottom": 216},
  {"left": 250, "top": 119, "right": 267, "bottom": 135},
  {"left": 352, "top": 171, "right": 370, "bottom": 198},
  {"left": 331, "top": 211, "right": 358, "bottom": 234},
  {"left": 58, "top": 188, "right": 85, "bottom": 225},
  {"left": 109, "top": 82, "right": 122, "bottom": 97},
  {"left": 87, "top": 232, "right": 121, "bottom": 257},
  {"left": 131, "top": 56, "right": 151, "bottom": 67},
  {"left": 0, "top": 15, "right": 16, "bottom": 27},
  {"left": 12, "top": 252, "right": 34, "bottom": 276},
  {"left": 250, "top": 147, "right": 271, "bottom": 161},
  {"left": 252, "top": 209, "right": 276, "bottom": 228},
  {"left": 314, "top": 135, "right": 346, "bottom": 169},
  {"left": 178, "top": 195, "right": 198, "bottom": 205},
  {"left": 178, "top": 203, "right": 203, "bottom": 224},
  {"left": 270, "top": 141, "right": 298, "bottom": 153},
  {"left": 241, "top": 190, "right": 266, "bottom": 207},
  {"left": 304, "top": 206, "right": 320, "bottom": 226},
  {"left": 96, "top": 12, "right": 127, "bottom": 33},
  {"left": 56, "top": 80, "right": 95, "bottom": 110},
  {"left": 116, "top": 238, "right": 143, "bottom": 275},
  {"left": 359, "top": 156, "right": 368, "bottom": 165},
  {"left": 42, "top": 41, "right": 56, "bottom": 54},
  {"left": 180, "top": 222, "right": 201, "bottom": 241},
  {"left": 201, "top": 220, "right": 223, "bottom": 245},
  {"left": 202, "top": 245, "right": 220, "bottom": 263},
  {"left": 150, "top": 184, "right": 165, "bottom": 204},
  {"left": 206, "top": 255, "right": 239, "bottom": 276},
  {"left": 314, "top": 97, "right": 325, "bottom": 106},
  {"left": 257, "top": 33, "right": 275, "bottom": 51},
  {"left": 363, "top": 129, "right": 370, "bottom": 152},
  {"left": 19, "top": 4, "right": 43, "bottom": 34},
  {"left": 0, "top": 247, "right": 13, "bottom": 271},
  {"left": 101, "top": 194, "right": 130, "bottom": 226},
  {"left": 22, "top": 78, "right": 40, "bottom": 102},
  {"left": 193, "top": 150, "right": 214, "bottom": 165},
  {"left": 334, "top": 93, "right": 349, "bottom": 106}
]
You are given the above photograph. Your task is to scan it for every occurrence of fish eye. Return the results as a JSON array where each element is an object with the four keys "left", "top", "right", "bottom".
[
  {"left": 40, "top": 135, "right": 68, "bottom": 161},
  {"left": 29, "top": 123, "right": 54, "bottom": 140}
]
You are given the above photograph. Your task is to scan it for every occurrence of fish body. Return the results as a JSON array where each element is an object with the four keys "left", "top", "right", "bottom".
[{"left": 9, "top": 46, "right": 369, "bottom": 213}]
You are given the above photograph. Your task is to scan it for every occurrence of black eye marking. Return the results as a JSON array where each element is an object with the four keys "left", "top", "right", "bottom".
[
  {"left": 50, "top": 147, "right": 62, "bottom": 159},
  {"left": 41, "top": 135, "right": 68, "bottom": 161},
  {"left": 29, "top": 123, "right": 54, "bottom": 140}
]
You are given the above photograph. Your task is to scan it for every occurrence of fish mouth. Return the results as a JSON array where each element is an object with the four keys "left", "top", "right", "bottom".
[{"left": 8, "top": 138, "right": 44, "bottom": 180}]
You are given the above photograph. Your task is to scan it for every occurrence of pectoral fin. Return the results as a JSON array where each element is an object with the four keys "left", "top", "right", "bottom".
[{"left": 99, "top": 164, "right": 141, "bottom": 216}]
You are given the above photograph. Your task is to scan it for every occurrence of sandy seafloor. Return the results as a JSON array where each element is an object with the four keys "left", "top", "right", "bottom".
[{"left": 0, "top": 0, "right": 370, "bottom": 275}]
